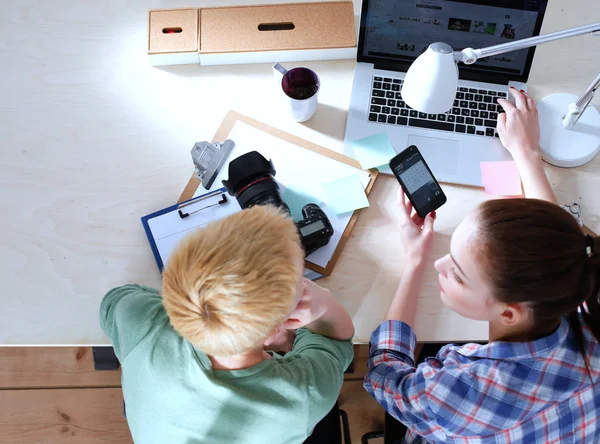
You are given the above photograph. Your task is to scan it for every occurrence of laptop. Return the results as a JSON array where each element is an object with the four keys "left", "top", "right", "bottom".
[{"left": 343, "top": 0, "right": 548, "bottom": 186}]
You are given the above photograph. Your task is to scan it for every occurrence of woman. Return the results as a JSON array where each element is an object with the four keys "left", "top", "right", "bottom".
[{"left": 364, "top": 88, "right": 600, "bottom": 443}]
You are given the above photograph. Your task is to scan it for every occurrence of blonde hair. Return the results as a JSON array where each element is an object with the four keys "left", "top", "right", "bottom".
[{"left": 162, "top": 205, "right": 302, "bottom": 356}]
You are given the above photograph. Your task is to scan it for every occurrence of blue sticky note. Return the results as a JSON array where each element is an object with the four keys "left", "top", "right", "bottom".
[
  {"left": 322, "top": 175, "right": 370, "bottom": 215},
  {"left": 352, "top": 133, "right": 397, "bottom": 169},
  {"left": 282, "top": 186, "right": 318, "bottom": 221}
]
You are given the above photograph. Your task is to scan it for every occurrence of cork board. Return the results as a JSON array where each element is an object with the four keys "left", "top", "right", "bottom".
[{"left": 199, "top": 2, "right": 355, "bottom": 54}]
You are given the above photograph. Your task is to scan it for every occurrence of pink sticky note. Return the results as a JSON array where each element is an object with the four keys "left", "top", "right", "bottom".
[{"left": 480, "top": 161, "right": 523, "bottom": 196}]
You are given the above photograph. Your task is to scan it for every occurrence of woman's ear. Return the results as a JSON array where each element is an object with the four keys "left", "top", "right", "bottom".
[{"left": 499, "top": 302, "right": 532, "bottom": 327}]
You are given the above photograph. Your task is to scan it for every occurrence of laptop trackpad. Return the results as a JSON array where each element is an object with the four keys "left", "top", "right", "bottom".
[{"left": 408, "top": 135, "right": 460, "bottom": 176}]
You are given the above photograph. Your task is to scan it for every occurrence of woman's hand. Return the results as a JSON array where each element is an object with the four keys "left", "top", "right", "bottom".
[
  {"left": 496, "top": 87, "right": 541, "bottom": 163},
  {"left": 397, "top": 187, "right": 436, "bottom": 266},
  {"left": 496, "top": 87, "right": 557, "bottom": 204}
]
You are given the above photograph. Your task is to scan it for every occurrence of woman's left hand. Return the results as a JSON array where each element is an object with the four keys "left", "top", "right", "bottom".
[{"left": 397, "top": 187, "right": 436, "bottom": 266}]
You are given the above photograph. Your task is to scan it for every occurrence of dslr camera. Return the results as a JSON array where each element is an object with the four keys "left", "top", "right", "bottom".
[{"left": 222, "top": 151, "right": 333, "bottom": 256}]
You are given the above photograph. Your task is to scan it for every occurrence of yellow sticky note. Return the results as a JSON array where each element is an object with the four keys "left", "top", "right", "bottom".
[{"left": 480, "top": 161, "right": 522, "bottom": 196}]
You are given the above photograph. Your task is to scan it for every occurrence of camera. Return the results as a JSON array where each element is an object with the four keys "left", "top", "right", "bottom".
[{"left": 222, "top": 151, "right": 333, "bottom": 256}]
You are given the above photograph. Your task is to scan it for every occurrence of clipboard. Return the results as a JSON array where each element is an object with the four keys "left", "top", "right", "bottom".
[
  {"left": 178, "top": 111, "right": 379, "bottom": 276},
  {"left": 141, "top": 188, "right": 237, "bottom": 272},
  {"left": 141, "top": 187, "right": 326, "bottom": 280}
]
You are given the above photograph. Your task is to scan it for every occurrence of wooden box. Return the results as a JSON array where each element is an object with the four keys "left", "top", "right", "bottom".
[
  {"left": 148, "top": 8, "right": 199, "bottom": 66},
  {"left": 147, "top": 2, "right": 356, "bottom": 67},
  {"left": 198, "top": 2, "right": 356, "bottom": 65}
]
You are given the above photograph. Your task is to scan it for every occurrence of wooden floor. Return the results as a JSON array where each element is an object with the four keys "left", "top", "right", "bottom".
[{"left": 0, "top": 345, "right": 385, "bottom": 443}]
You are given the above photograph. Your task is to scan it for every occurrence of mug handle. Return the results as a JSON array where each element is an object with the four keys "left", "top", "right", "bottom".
[{"left": 273, "top": 63, "right": 287, "bottom": 82}]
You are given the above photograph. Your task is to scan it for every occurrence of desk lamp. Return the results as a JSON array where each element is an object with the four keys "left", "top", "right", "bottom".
[{"left": 401, "top": 23, "right": 600, "bottom": 168}]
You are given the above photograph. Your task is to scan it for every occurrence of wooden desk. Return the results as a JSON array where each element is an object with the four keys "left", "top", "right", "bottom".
[{"left": 0, "top": 0, "right": 598, "bottom": 345}]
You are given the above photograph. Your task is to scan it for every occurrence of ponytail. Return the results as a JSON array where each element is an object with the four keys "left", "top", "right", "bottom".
[
  {"left": 567, "top": 234, "right": 600, "bottom": 383},
  {"left": 581, "top": 235, "right": 600, "bottom": 341}
]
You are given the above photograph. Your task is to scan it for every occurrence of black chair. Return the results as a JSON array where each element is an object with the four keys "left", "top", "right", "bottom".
[
  {"left": 361, "top": 412, "right": 407, "bottom": 444},
  {"left": 304, "top": 402, "right": 352, "bottom": 444}
]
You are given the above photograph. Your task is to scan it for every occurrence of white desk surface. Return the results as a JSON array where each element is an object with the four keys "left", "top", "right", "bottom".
[{"left": 1, "top": 0, "right": 599, "bottom": 345}]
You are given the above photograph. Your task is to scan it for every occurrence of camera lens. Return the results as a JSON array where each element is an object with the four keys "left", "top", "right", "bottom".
[
  {"left": 222, "top": 151, "right": 291, "bottom": 215},
  {"left": 236, "top": 176, "right": 290, "bottom": 212}
]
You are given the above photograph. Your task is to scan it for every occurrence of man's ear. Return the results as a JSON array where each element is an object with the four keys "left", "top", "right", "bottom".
[{"left": 499, "top": 302, "right": 531, "bottom": 327}]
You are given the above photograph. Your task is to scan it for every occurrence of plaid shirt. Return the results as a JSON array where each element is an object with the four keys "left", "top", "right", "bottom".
[{"left": 364, "top": 318, "right": 600, "bottom": 443}]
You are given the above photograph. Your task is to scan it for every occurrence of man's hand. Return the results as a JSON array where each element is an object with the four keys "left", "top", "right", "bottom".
[
  {"left": 282, "top": 278, "right": 332, "bottom": 330},
  {"left": 263, "top": 328, "right": 296, "bottom": 353},
  {"left": 397, "top": 187, "right": 436, "bottom": 266},
  {"left": 282, "top": 278, "right": 354, "bottom": 341},
  {"left": 497, "top": 87, "right": 541, "bottom": 163}
]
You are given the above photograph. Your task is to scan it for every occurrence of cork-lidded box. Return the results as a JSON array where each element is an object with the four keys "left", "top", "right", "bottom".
[
  {"left": 198, "top": 2, "right": 356, "bottom": 65},
  {"left": 148, "top": 8, "right": 199, "bottom": 66},
  {"left": 148, "top": 2, "right": 356, "bottom": 67}
]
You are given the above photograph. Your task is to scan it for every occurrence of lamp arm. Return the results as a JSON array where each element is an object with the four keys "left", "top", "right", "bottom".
[
  {"left": 454, "top": 23, "right": 600, "bottom": 64},
  {"left": 563, "top": 72, "right": 600, "bottom": 130}
]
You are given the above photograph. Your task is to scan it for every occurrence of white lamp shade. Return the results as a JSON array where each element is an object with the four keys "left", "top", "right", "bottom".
[{"left": 401, "top": 43, "right": 459, "bottom": 114}]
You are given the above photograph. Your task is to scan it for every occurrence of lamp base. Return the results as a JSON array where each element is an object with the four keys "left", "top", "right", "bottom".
[{"left": 537, "top": 93, "right": 600, "bottom": 168}]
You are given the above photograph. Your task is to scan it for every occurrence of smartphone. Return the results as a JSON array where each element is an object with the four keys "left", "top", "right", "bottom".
[{"left": 389, "top": 145, "right": 447, "bottom": 218}]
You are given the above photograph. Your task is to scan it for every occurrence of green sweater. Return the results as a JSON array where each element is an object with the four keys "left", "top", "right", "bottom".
[{"left": 100, "top": 284, "right": 354, "bottom": 444}]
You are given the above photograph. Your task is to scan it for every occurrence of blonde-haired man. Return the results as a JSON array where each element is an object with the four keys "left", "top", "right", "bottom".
[{"left": 100, "top": 205, "right": 354, "bottom": 443}]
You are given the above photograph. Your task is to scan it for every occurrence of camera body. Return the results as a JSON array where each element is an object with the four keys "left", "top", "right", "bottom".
[
  {"left": 294, "top": 204, "right": 334, "bottom": 256},
  {"left": 222, "top": 151, "right": 333, "bottom": 256}
]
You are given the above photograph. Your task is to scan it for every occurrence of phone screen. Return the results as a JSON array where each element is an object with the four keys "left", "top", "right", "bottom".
[{"left": 390, "top": 146, "right": 446, "bottom": 216}]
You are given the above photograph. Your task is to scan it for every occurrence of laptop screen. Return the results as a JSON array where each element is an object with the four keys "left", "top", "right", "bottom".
[{"left": 358, "top": 0, "right": 548, "bottom": 82}]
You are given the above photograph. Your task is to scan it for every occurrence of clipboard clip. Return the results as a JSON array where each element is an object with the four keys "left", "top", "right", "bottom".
[{"left": 178, "top": 190, "right": 228, "bottom": 219}]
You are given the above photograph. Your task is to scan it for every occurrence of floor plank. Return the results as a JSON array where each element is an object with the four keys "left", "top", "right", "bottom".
[
  {"left": 0, "top": 346, "right": 389, "bottom": 443},
  {"left": 0, "top": 348, "right": 121, "bottom": 389},
  {"left": 0, "top": 388, "right": 132, "bottom": 443},
  {"left": 339, "top": 380, "right": 385, "bottom": 443}
]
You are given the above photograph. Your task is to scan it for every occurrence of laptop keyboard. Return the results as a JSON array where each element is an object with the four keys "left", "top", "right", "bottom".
[{"left": 369, "top": 76, "right": 507, "bottom": 137}]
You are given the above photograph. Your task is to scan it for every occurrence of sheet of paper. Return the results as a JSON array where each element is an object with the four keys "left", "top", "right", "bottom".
[
  {"left": 480, "top": 161, "right": 522, "bottom": 196},
  {"left": 351, "top": 132, "right": 397, "bottom": 169},
  {"left": 201, "top": 121, "right": 371, "bottom": 268},
  {"left": 322, "top": 175, "right": 370, "bottom": 215}
]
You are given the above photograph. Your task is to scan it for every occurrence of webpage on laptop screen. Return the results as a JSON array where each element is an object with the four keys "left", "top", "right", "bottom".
[{"left": 363, "top": 0, "right": 545, "bottom": 75}]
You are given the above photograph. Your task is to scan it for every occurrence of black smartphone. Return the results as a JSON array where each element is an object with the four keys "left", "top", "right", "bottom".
[{"left": 389, "top": 145, "right": 447, "bottom": 218}]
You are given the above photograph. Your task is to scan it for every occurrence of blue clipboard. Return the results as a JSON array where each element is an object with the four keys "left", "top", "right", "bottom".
[
  {"left": 141, "top": 187, "right": 323, "bottom": 280},
  {"left": 141, "top": 187, "right": 230, "bottom": 272}
]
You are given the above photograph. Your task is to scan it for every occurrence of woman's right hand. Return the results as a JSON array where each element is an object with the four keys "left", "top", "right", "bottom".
[
  {"left": 497, "top": 87, "right": 558, "bottom": 204},
  {"left": 397, "top": 187, "right": 436, "bottom": 266},
  {"left": 496, "top": 87, "right": 541, "bottom": 163}
]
